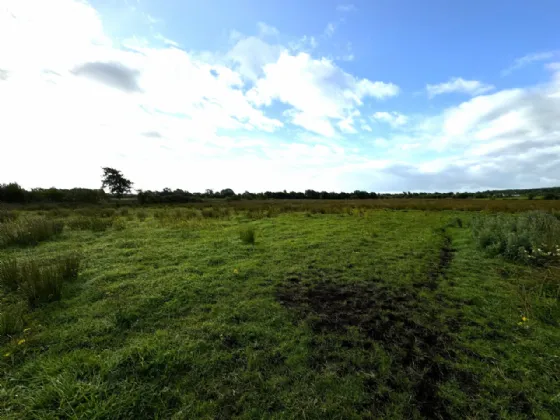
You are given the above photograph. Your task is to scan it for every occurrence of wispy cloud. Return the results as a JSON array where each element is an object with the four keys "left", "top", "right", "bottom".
[
  {"left": 372, "top": 112, "right": 408, "bottom": 127},
  {"left": 502, "top": 50, "right": 559, "bottom": 75},
  {"left": 257, "top": 22, "right": 279, "bottom": 37},
  {"left": 426, "top": 77, "right": 494, "bottom": 98},
  {"left": 154, "top": 33, "right": 179, "bottom": 47},
  {"left": 337, "top": 4, "right": 357, "bottom": 12},
  {"left": 324, "top": 22, "right": 336, "bottom": 38}
]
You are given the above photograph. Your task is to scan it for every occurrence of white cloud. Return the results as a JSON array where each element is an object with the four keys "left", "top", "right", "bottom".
[
  {"left": 502, "top": 50, "right": 558, "bottom": 75},
  {"left": 0, "top": 0, "right": 288, "bottom": 189},
  {"left": 426, "top": 77, "right": 495, "bottom": 98},
  {"left": 2, "top": 0, "right": 558, "bottom": 193},
  {"left": 337, "top": 4, "right": 357, "bottom": 12},
  {"left": 227, "top": 36, "right": 284, "bottom": 81},
  {"left": 247, "top": 52, "right": 399, "bottom": 136},
  {"left": 372, "top": 111, "right": 408, "bottom": 127},
  {"left": 257, "top": 22, "right": 279, "bottom": 37}
]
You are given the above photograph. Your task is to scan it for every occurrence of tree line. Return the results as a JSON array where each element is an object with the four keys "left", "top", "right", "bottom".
[{"left": 1, "top": 167, "right": 559, "bottom": 205}]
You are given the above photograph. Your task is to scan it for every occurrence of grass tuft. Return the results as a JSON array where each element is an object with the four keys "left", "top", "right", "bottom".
[
  {"left": 239, "top": 227, "right": 256, "bottom": 244},
  {"left": 19, "top": 262, "right": 64, "bottom": 307}
]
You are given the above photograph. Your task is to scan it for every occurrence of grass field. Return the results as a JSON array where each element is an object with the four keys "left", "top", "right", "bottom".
[{"left": 1, "top": 203, "right": 559, "bottom": 418}]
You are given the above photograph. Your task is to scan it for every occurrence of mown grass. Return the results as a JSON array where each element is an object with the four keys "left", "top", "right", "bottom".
[{"left": 0, "top": 205, "right": 558, "bottom": 418}]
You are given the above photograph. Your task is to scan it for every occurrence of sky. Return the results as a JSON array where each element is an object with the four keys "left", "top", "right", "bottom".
[{"left": 1, "top": 0, "right": 559, "bottom": 193}]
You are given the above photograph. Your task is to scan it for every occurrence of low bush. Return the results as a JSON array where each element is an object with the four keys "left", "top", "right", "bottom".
[
  {"left": 0, "top": 217, "right": 64, "bottom": 247},
  {"left": 472, "top": 211, "right": 560, "bottom": 265},
  {"left": 239, "top": 227, "right": 256, "bottom": 245}
]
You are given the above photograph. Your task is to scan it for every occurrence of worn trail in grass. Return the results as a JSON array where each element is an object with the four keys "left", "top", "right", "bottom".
[{"left": 1, "top": 210, "right": 559, "bottom": 418}]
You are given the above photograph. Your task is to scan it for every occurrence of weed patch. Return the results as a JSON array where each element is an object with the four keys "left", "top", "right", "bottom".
[{"left": 472, "top": 211, "right": 560, "bottom": 265}]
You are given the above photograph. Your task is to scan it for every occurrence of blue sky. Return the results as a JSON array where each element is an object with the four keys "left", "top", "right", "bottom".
[{"left": 1, "top": 0, "right": 559, "bottom": 192}]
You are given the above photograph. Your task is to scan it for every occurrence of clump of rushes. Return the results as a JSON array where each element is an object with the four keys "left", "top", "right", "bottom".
[
  {"left": 0, "top": 217, "right": 64, "bottom": 247},
  {"left": 0, "top": 253, "right": 82, "bottom": 307},
  {"left": 239, "top": 227, "right": 256, "bottom": 245}
]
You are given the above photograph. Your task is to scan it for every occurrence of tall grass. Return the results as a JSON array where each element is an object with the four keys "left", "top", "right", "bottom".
[
  {"left": 0, "top": 253, "right": 82, "bottom": 307},
  {"left": 472, "top": 211, "right": 560, "bottom": 265},
  {"left": 0, "top": 209, "right": 17, "bottom": 223},
  {"left": 0, "top": 258, "right": 19, "bottom": 291},
  {"left": 0, "top": 304, "right": 25, "bottom": 337},
  {"left": 0, "top": 217, "right": 64, "bottom": 247},
  {"left": 66, "top": 216, "right": 112, "bottom": 232}
]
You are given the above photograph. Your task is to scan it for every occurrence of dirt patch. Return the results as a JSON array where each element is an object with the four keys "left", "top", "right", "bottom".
[
  {"left": 277, "top": 278, "right": 476, "bottom": 418},
  {"left": 415, "top": 233, "right": 455, "bottom": 290}
]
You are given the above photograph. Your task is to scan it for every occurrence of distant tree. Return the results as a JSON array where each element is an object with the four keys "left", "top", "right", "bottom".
[
  {"left": 0, "top": 183, "right": 26, "bottom": 203},
  {"left": 220, "top": 188, "right": 235, "bottom": 197},
  {"left": 101, "top": 167, "right": 133, "bottom": 199}
]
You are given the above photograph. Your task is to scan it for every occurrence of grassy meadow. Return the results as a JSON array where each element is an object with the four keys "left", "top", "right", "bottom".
[{"left": 1, "top": 201, "right": 559, "bottom": 418}]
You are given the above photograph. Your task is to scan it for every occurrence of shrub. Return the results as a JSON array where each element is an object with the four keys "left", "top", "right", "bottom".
[
  {"left": 472, "top": 211, "right": 560, "bottom": 265},
  {"left": 0, "top": 304, "right": 25, "bottom": 337},
  {"left": 0, "top": 217, "right": 64, "bottom": 247},
  {"left": 239, "top": 227, "right": 256, "bottom": 245}
]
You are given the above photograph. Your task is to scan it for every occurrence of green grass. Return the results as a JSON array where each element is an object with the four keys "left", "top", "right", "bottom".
[{"left": 0, "top": 207, "right": 559, "bottom": 418}]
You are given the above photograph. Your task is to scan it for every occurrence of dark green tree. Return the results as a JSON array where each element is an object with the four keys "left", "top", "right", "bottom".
[
  {"left": 220, "top": 188, "right": 235, "bottom": 197},
  {"left": 101, "top": 167, "right": 133, "bottom": 198}
]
